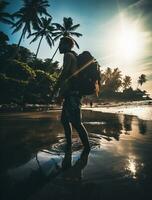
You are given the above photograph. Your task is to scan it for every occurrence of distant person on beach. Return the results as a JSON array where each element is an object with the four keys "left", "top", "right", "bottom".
[
  {"left": 90, "top": 101, "right": 93, "bottom": 108},
  {"left": 56, "top": 37, "right": 90, "bottom": 151}
]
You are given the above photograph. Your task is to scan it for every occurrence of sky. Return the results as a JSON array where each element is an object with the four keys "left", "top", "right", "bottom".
[{"left": 1, "top": 0, "right": 152, "bottom": 96}]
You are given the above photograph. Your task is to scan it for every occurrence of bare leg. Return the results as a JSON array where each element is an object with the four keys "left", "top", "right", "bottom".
[
  {"left": 61, "top": 109, "right": 72, "bottom": 149},
  {"left": 72, "top": 122, "right": 90, "bottom": 149},
  {"left": 62, "top": 121, "right": 72, "bottom": 147}
]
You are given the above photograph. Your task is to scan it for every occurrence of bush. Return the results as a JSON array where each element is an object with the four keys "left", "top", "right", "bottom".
[
  {"left": 1, "top": 59, "right": 35, "bottom": 81},
  {"left": 24, "top": 70, "right": 56, "bottom": 104},
  {"left": 0, "top": 73, "right": 28, "bottom": 104}
]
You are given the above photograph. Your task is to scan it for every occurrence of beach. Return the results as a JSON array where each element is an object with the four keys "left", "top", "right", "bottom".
[
  {"left": 83, "top": 100, "right": 152, "bottom": 120},
  {"left": 1, "top": 0, "right": 152, "bottom": 199},
  {"left": 0, "top": 103, "right": 152, "bottom": 200}
]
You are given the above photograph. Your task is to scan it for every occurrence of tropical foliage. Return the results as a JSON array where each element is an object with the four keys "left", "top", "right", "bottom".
[
  {"left": 53, "top": 17, "right": 82, "bottom": 48},
  {"left": 138, "top": 74, "right": 147, "bottom": 87},
  {"left": 12, "top": 0, "right": 51, "bottom": 47},
  {"left": 122, "top": 76, "right": 132, "bottom": 90},
  {"left": 101, "top": 67, "right": 122, "bottom": 93},
  {"left": 99, "top": 68, "right": 149, "bottom": 100},
  {"left": 25, "top": 70, "right": 55, "bottom": 104},
  {"left": 0, "top": 0, "right": 150, "bottom": 107},
  {"left": 0, "top": 44, "right": 58, "bottom": 104},
  {"left": 1, "top": 59, "right": 36, "bottom": 80},
  {"left": 29, "top": 17, "right": 55, "bottom": 58},
  {"left": 0, "top": 0, "right": 13, "bottom": 24},
  {"left": 0, "top": 31, "right": 9, "bottom": 45}
]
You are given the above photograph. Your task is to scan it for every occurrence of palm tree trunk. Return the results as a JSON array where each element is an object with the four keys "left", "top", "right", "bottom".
[
  {"left": 51, "top": 46, "right": 59, "bottom": 61},
  {"left": 17, "top": 31, "right": 24, "bottom": 47},
  {"left": 11, "top": 31, "right": 24, "bottom": 59},
  {"left": 35, "top": 35, "right": 43, "bottom": 58}
]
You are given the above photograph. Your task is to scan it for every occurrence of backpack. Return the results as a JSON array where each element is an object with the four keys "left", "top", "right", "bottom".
[{"left": 70, "top": 51, "right": 101, "bottom": 96}]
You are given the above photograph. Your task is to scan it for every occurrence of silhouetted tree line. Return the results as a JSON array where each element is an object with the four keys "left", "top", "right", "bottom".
[
  {"left": 0, "top": 0, "right": 150, "bottom": 106},
  {"left": 0, "top": 41, "right": 60, "bottom": 104},
  {"left": 98, "top": 67, "right": 149, "bottom": 101}
]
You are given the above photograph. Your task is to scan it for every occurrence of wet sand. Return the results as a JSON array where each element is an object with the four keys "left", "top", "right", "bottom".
[
  {"left": 83, "top": 100, "right": 152, "bottom": 120},
  {"left": 0, "top": 109, "right": 152, "bottom": 200}
]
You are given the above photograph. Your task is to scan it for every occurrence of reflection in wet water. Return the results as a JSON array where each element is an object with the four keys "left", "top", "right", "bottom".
[
  {"left": 83, "top": 112, "right": 123, "bottom": 141},
  {"left": 125, "top": 154, "right": 145, "bottom": 181},
  {"left": 138, "top": 119, "right": 147, "bottom": 135},
  {"left": 126, "top": 155, "right": 137, "bottom": 179},
  {"left": 0, "top": 110, "right": 152, "bottom": 200},
  {"left": 61, "top": 148, "right": 90, "bottom": 182},
  {"left": 123, "top": 115, "right": 133, "bottom": 132}
]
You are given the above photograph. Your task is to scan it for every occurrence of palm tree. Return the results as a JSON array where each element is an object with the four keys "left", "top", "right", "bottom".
[
  {"left": 138, "top": 74, "right": 147, "bottom": 88},
  {"left": 111, "top": 68, "right": 122, "bottom": 91},
  {"left": 122, "top": 76, "right": 132, "bottom": 90},
  {"left": 53, "top": 17, "right": 82, "bottom": 47},
  {"left": 29, "top": 17, "right": 55, "bottom": 58},
  {"left": 112, "top": 68, "right": 121, "bottom": 79},
  {"left": 51, "top": 17, "right": 82, "bottom": 60},
  {"left": 104, "top": 67, "right": 112, "bottom": 85},
  {"left": 103, "top": 67, "right": 122, "bottom": 92},
  {"left": 0, "top": 0, "right": 13, "bottom": 24},
  {"left": 12, "top": 0, "right": 51, "bottom": 47}
]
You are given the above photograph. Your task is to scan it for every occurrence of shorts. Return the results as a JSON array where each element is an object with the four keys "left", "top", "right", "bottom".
[{"left": 61, "top": 91, "right": 82, "bottom": 124}]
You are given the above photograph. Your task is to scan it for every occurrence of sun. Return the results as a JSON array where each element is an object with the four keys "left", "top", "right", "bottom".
[
  {"left": 116, "top": 24, "right": 140, "bottom": 61},
  {"left": 107, "top": 15, "right": 143, "bottom": 64}
]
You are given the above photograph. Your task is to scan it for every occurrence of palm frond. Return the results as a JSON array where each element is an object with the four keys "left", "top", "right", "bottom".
[
  {"left": 52, "top": 31, "right": 62, "bottom": 36},
  {"left": 47, "top": 17, "right": 52, "bottom": 24},
  {"left": 11, "top": 0, "right": 52, "bottom": 47},
  {"left": 12, "top": 23, "right": 23, "bottom": 34},
  {"left": 70, "top": 24, "right": 80, "bottom": 31},
  {"left": 43, "top": 11, "right": 52, "bottom": 18},
  {"left": 38, "top": 7, "right": 51, "bottom": 18},
  {"left": 11, "top": 19, "right": 22, "bottom": 28},
  {"left": 26, "top": 23, "right": 31, "bottom": 36},
  {"left": 52, "top": 23, "right": 65, "bottom": 31},
  {"left": 0, "top": 17, "right": 14, "bottom": 25},
  {"left": 22, "top": 25, "right": 27, "bottom": 38},
  {"left": 32, "top": 19, "right": 41, "bottom": 30},
  {"left": 63, "top": 17, "right": 73, "bottom": 30},
  {"left": 72, "top": 38, "right": 79, "bottom": 49},
  {"left": 37, "top": 16, "right": 43, "bottom": 27},
  {"left": 28, "top": 31, "right": 39, "bottom": 37},
  {"left": 48, "top": 34, "right": 54, "bottom": 46},
  {"left": 69, "top": 32, "right": 82, "bottom": 37},
  {"left": 53, "top": 34, "right": 62, "bottom": 41},
  {"left": 46, "top": 35, "right": 53, "bottom": 49},
  {"left": 12, "top": 11, "right": 23, "bottom": 17},
  {"left": 47, "top": 25, "right": 55, "bottom": 33},
  {"left": 30, "top": 34, "right": 40, "bottom": 43}
]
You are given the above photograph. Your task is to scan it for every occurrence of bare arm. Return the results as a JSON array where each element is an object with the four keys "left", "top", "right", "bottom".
[
  {"left": 58, "top": 53, "right": 72, "bottom": 85},
  {"left": 51, "top": 53, "right": 72, "bottom": 99}
]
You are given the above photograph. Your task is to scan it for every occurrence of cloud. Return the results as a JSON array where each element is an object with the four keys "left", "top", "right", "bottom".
[
  {"left": 125, "top": 0, "right": 152, "bottom": 30},
  {"left": 129, "top": 0, "right": 152, "bottom": 9}
]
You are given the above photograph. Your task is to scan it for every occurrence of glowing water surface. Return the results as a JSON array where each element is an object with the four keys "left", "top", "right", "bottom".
[{"left": 0, "top": 109, "right": 152, "bottom": 200}]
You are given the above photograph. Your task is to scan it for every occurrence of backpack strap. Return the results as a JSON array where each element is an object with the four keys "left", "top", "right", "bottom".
[{"left": 65, "top": 58, "right": 95, "bottom": 83}]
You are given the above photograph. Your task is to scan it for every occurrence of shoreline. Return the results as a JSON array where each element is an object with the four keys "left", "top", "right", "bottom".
[
  {"left": 83, "top": 102, "right": 152, "bottom": 121},
  {"left": 0, "top": 100, "right": 152, "bottom": 120},
  {"left": 0, "top": 99, "right": 152, "bottom": 110}
]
